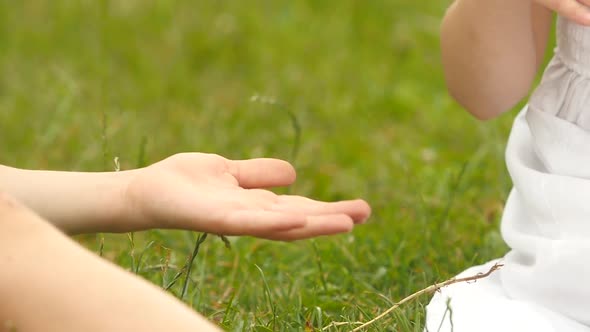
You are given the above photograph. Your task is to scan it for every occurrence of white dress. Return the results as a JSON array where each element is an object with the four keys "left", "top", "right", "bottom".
[{"left": 425, "top": 16, "right": 590, "bottom": 332}]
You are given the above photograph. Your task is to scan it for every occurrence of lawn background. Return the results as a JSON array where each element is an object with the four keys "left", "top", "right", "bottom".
[{"left": 0, "top": 1, "right": 548, "bottom": 331}]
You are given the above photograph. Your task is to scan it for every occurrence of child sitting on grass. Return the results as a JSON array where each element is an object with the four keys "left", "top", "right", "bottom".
[
  {"left": 0, "top": 153, "right": 370, "bottom": 331},
  {"left": 427, "top": 1, "right": 590, "bottom": 331}
]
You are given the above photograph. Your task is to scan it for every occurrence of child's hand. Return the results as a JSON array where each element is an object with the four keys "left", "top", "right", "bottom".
[
  {"left": 124, "top": 153, "right": 371, "bottom": 241},
  {"left": 534, "top": 0, "right": 590, "bottom": 25}
]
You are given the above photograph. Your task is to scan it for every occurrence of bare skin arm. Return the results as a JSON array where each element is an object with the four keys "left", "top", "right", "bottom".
[
  {"left": 0, "top": 193, "right": 222, "bottom": 332},
  {"left": 440, "top": 0, "right": 590, "bottom": 120},
  {"left": 0, "top": 153, "right": 370, "bottom": 240},
  {"left": 0, "top": 153, "right": 370, "bottom": 330}
]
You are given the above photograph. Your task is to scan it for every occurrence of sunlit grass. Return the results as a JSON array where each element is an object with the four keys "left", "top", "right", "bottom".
[{"left": 0, "top": 1, "right": 527, "bottom": 330}]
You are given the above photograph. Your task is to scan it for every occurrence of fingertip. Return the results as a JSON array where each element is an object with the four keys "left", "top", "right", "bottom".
[
  {"left": 337, "top": 215, "right": 354, "bottom": 233},
  {"left": 342, "top": 217, "right": 355, "bottom": 232},
  {"left": 262, "top": 158, "right": 296, "bottom": 186},
  {"left": 275, "top": 159, "right": 296, "bottom": 185},
  {"left": 356, "top": 198, "right": 371, "bottom": 212},
  {"left": 361, "top": 200, "right": 372, "bottom": 221},
  {"left": 350, "top": 199, "right": 372, "bottom": 224}
]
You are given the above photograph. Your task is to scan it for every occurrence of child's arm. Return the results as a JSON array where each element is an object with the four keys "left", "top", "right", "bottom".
[
  {"left": 0, "top": 153, "right": 370, "bottom": 239},
  {"left": 0, "top": 193, "right": 222, "bottom": 332},
  {"left": 441, "top": 0, "right": 590, "bottom": 120}
]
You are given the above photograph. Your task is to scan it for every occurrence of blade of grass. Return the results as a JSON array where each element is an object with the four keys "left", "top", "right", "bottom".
[
  {"left": 312, "top": 241, "right": 328, "bottom": 293},
  {"left": 135, "top": 240, "right": 156, "bottom": 274},
  {"left": 254, "top": 264, "right": 277, "bottom": 331},
  {"left": 180, "top": 232, "right": 209, "bottom": 301}
]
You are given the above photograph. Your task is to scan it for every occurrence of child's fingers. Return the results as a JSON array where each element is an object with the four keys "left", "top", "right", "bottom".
[{"left": 544, "top": 0, "right": 590, "bottom": 25}]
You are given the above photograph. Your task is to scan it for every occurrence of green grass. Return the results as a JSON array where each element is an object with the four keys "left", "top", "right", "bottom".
[{"left": 0, "top": 1, "right": 528, "bottom": 330}]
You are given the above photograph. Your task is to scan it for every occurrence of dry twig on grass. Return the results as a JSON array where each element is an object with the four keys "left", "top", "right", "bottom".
[{"left": 322, "top": 262, "right": 503, "bottom": 331}]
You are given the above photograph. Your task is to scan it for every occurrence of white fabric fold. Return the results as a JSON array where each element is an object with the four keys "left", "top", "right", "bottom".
[
  {"left": 425, "top": 16, "right": 590, "bottom": 331},
  {"left": 425, "top": 108, "right": 590, "bottom": 331}
]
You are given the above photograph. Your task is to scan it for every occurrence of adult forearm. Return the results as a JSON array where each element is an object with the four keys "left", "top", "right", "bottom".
[
  {"left": 441, "top": 0, "right": 549, "bottom": 119},
  {"left": 0, "top": 165, "right": 133, "bottom": 234}
]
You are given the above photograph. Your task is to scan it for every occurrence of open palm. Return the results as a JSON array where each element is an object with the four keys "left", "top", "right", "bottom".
[{"left": 125, "top": 153, "right": 370, "bottom": 241}]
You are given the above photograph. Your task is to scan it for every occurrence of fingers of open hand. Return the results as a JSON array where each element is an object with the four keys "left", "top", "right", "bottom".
[
  {"left": 544, "top": 0, "right": 590, "bottom": 25},
  {"left": 226, "top": 158, "right": 296, "bottom": 189},
  {"left": 222, "top": 210, "right": 308, "bottom": 235},
  {"left": 221, "top": 210, "right": 354, "bottom": 241},
  {"left": 261, "top": 214, "right": 355, "bottom": 241},
  {"left": 272, "top": 196, "right": 371, "bottom": 224},
  {"left": 214, "top": 193, "right": 370, "bottom": 241}
]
